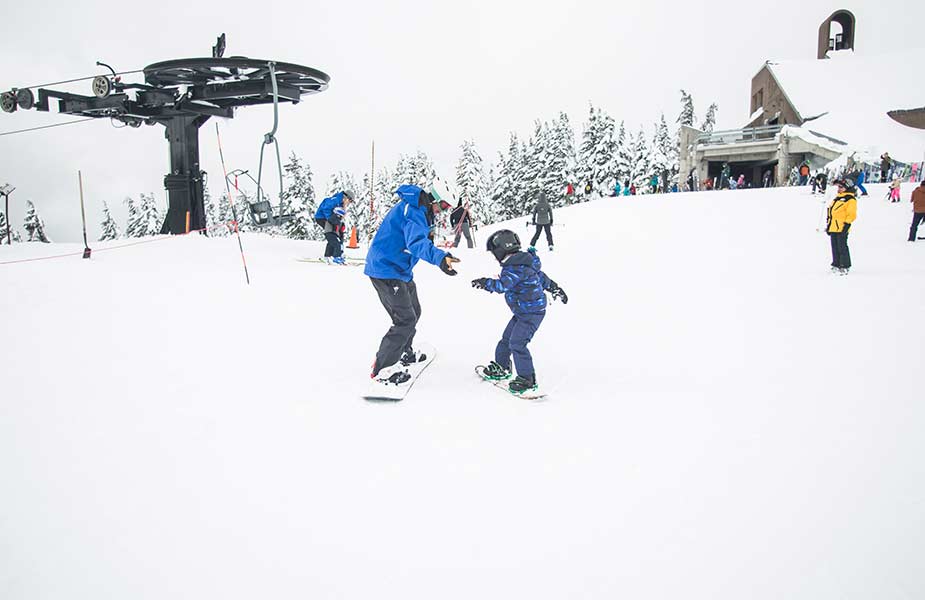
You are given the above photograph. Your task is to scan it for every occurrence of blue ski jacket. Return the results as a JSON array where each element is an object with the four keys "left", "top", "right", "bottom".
[
  {"left": 314, "top": 192, "right": 348, "bottom": 221},
  {"left": 364, "top": 185, "right": 448, "bottom": 282},
  {"left": 483, "top": 249, "right": 553, "bottom": 315}
]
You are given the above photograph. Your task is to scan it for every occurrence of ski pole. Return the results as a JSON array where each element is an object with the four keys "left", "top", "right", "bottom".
[{"left": 216, "top": 123, "right": 251, "bottom": 285}]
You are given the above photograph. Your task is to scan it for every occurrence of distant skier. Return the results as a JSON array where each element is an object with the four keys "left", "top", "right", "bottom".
[
  {"left": 826, "top": 179, "right": 858, "bottom": 275},
  {"left": 584, "top": 181, "right": 592, "bottom": 196},
  {"left": 855, "top": 168, "right": 868, "bottom": 196},
  {"left": 811, "top": 172, "right": 828, "bottom": 195},
  {"left": 614, "top": 180, "right": 622, "bottom": 196},
  {"left": 314, "top": 190, "right": 354, "bottom": 264},
  {"left": 720, "top": 163, "right": 731, "bottom": 189},
  {"left": 623, "top": 180, "right": 631, "bottom": 196},
  {"left": 737, "top": 174, "right": 746, "bottom": 189},
  {"left": 798, "top": 162, "right": 810, "bottom": 186},
  {"left": 471, "top": 229, "right": 568, "bottom": 394},
  {"left": 908, "top": 180, "right": 925, "bottom": 242},
  {"left": 450, "top": 199, "right": 475, "bottom": 248},
  {"left": 762, "top": 170, "right": 772, "bottom": 188},
  {"left": 529, "top": 192, "right": 554, "bottom": 251},
  {"left": 880, "top": 153, "right": 892, "bottom": 182},
  {"left": 364, "top": 184, "right": 459, "bottom": 385},
  {"left": 889, "top": 177, "right": 902, "bottom": 203},
  {"left": 650, "top": 174, "right": 658, "bottom": 194}
]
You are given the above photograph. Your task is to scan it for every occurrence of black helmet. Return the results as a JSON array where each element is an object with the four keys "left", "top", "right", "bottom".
[{"left": 486, "top": 229, "right": 521, "bottom": 262}]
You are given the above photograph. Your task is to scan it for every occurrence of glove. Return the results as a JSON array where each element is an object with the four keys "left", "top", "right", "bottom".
[
  {"left": 548, "top": 281, "right": 569, "bottom": 304},
  {"left": 440, "top": 253, "right": 460, "bottom": 276},
  {"left": 471, "top": 278, "right": 489, "bottom": 290},
  {"left": 843, "top": 222, "right": 851, "bottom": 232}
]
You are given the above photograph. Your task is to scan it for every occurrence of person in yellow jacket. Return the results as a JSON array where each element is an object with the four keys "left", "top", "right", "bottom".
[{"left": 827, "top": 179, "right": 858, "bottom": 275}]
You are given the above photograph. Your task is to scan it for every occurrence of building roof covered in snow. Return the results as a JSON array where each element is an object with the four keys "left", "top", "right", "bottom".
[{"left": 748, "top": 50, "right": 925, "bottom": 164}]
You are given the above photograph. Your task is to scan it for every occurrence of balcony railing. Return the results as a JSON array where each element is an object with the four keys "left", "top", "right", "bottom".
[{"left": 696, "top": 125, "right": 783, "bottom": 146}]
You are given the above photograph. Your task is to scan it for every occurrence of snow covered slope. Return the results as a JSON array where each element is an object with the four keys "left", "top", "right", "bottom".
[{"left": 2, "top": 184, "right": 924, "bottom": 599}]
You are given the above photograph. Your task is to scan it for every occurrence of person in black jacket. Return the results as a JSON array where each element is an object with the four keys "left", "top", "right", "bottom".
[
  {"left": 529, "top": 193, "right": 554, "bottom": 251},
  {"left": 450, "top": 200, "right": 475, "bottom": 248}
]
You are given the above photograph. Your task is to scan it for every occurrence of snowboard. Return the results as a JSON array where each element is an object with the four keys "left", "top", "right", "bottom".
[
  {"left": 363, "top": 344, "right": 436, "bottom": 402},
  {"left": 296, "top": 257, "right": 365, "bottom": 267},
  {"left": 474, "top": 366, "right": 548, "bottom": 401}
]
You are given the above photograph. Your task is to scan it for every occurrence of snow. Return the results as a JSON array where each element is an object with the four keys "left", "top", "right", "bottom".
[
  {"left": 767, "top": 51, "right": 925, "bottom": 163},
  {"left": 749, "top": 105, "right": 764, "bottom": 122},
  {"left": 2, "top": 185, "right": 925, "bottom": 599}
]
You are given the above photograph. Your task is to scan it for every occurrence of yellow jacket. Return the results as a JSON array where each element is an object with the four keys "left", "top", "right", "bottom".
[{"left": 827, "top": 192, "right": 857, "bottom": 234}]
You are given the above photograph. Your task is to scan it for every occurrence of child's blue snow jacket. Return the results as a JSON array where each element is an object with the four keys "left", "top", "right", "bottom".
[
  {"left": 364, "top": 185, "right": 448, "bottom": 282},
  {"left": 484, "top": 249, "right": 552, "bottom": 315},
  {"left": 314, "top": 192, "right": 347, "bottom": 221}
]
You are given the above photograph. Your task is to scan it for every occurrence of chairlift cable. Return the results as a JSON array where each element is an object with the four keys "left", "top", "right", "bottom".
[
  {"left": 14, "top": 69, "right": 146, "bottom": 92},
  {"left": 0, "top": 117, "right": 96, "bottom": 137}
]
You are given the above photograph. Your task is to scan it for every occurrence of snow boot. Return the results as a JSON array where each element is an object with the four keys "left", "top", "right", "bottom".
[
  {"left": 400, "top": 347, "right": 428, "bottom": 367},
  {"left": 482, "top": 361, "right": 512, "bottom": 380},
  {"left": 508, "top": 374, "right": 537, "bottom": 394},
  {"left": 332, "top": 256, "right": 347, "bottom": 265},
  {"left": 527, "top": 246, "right": 537, "bottom": 252},
  {"left": 548, "top": 245, "right": 554, "bottom": 252},
  {"left": 373, "top": 363, "right": 412, "bottom": 385}
]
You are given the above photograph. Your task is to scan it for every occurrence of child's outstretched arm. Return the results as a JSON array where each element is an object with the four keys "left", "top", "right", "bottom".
[
  {"left": 471, "top": 267, "right": 523, "bottom": 293},
  {"left": 541, "top": 272, "right": 569, "bottom": 304}
]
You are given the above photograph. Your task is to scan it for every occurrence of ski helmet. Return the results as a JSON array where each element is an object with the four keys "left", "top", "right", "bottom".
[{"left": 486, "top": 229, "right": 521, "bottom": 262}]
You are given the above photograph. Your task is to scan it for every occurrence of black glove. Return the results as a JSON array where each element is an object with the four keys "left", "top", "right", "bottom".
[
  {"left": 471, "top": 278, "right": 489, "bottom": 290},
  {"left": 548, "top": 281, "right": 569, "bottom": 304},
  {"left": 440, "top": 253, "right": 459, "bottom": 276},
  {"left": 843, "top": 222, "right": 851, "bottom": 232}
]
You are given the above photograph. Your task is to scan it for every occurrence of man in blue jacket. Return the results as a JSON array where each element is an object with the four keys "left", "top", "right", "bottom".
[
  {"left": 365, "top": 184, "right": 460, "bottom": 384},
  {"left": 314, "top": 190, "right": 354, "bottom": 264}
]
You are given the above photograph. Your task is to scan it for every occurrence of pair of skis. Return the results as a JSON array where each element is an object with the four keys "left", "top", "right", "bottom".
[{"left": 296, "top": 257, "right": 366, "bottom": 267}]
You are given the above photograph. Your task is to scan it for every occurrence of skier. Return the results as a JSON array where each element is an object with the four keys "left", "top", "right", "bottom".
[
  {"left": 855, "top": 168, "right": 869, "bottom": 196},
  {"left": 720, "top": 163, "right": 731, "bottom": 189},
  {"left": 798, "top": 162, "right": 810, "bottom": 186},
  {"left": 529, "top": 192, "right": 554, "bottom": 251},
  {"left": 314, "top": 190, "right": 354, "bottom": 264},
  {"left": 623, "top": 180, "right": 631, "bottom": 196},
  {"left": 826, "top": 179, "right": 858, "bottom": 275},
  {"left": 908, "top": 180, "right": 925, "bottom": 242},
  {"left": 614, "top": 180, "right": 622, "bottom": 196},
  {"left": 471, "top": 229, "right": 568, "bottom": 394},
  {"left": 649, "top": 174, "right": 658, "bottom": 194},
  {"left": 889, "top": 177, "right": 902, "bottom": 203},
  {"left": 450, "top": 199, "right": 475, "bottom": 248},
  {"left": 880, "top": 153, "right": 892, "bottom": 182},
  {"left": 584, "top": 181, "right": 592, "bottom": 196},
  {"left": 737, "top": 174, "right": 746, "bottom": 189},
  {"left": 365, "top": 184, "right": 460, "bottom": 385},
  {"left": 811, "top": 172, "right": 828, "bottom": 195},
  {"left": 762, "top": 170, "right": 772, "bottom": 188}
]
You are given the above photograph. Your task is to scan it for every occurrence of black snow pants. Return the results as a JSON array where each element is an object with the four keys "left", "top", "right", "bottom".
[
  {"left": 370, "top": 277, "right": 422, "bottom": 375},
  {"left": 324, "top": 231, "right": 343, "bottom": 258},
  {"left": 829, "top": 231, "right": 851, "bottom": 269},
  {"left": 530, "top": 224, "right": 553, "bottom": 248},
  {"left": 909, "top": 213, "right": 925, "bottom": 241}
]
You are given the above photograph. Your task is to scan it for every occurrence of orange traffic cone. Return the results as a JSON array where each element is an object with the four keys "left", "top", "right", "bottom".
[{"left": 347, "top": 226, "right": 360, "bottom": 249}]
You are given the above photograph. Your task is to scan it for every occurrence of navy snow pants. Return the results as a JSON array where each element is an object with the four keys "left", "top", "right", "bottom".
[{"left": 495, "top": 312, "right": 545, "bottom": 379}]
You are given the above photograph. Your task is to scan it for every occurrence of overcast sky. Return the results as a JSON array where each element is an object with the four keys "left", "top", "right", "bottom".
[{"left": 1, "top": 0, "right": 921, "bottom": 241}]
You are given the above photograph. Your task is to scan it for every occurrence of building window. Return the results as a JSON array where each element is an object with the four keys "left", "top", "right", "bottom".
[{"left": 757, "top": 89, "right": 764, "bottom": 107}]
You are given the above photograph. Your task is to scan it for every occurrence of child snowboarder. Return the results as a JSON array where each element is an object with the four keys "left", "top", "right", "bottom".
[{"left": 471, "top": 229, "right": 568, "bottom": 394}]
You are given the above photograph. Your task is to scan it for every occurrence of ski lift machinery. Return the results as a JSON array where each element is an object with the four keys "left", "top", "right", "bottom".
[{"left": 0, "top": 34, "right": 329, "bottom": 234}]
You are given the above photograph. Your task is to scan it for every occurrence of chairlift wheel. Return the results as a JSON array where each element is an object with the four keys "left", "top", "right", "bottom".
[
  {"left": 15, "top": 88, "right": 35, "bottom": 110},
  {"left": 0, "top": 92, "right": 16, "bottom": 113},
  {"left": 91, "top": 76, "right": 112, "bottom": 98}
]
